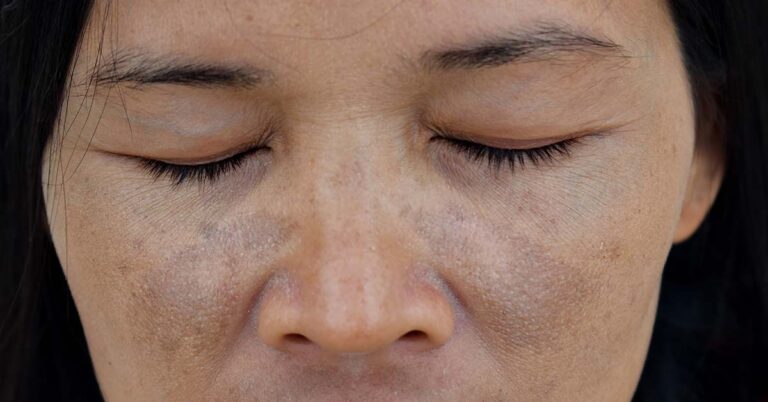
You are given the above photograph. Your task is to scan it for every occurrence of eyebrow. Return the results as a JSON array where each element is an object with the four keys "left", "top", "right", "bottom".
[
  {"left": 422, "top": 24, "right": 628, "bottom": 70},
  {"left": 86, "top": 23, "right": 626, "bottom": 89},
  {"left": 87, "top": 50, "right": 271, "bottom": 88}
]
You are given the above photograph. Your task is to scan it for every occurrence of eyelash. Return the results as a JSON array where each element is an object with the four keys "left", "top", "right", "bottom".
[
  {"left": 139, "top": 146, "right": 268, "bottom": 186},
  {"left": 138, "top": 129, "right": 579, "bottom": 185},
  {"left": 428, "top": 126, "right": 579, "bottom": 173}
]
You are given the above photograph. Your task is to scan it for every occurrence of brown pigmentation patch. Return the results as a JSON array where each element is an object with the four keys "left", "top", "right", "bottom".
[
  {"left": 403, "top": 196, "right": 664, "bottom": 395},
  {"left": 119, "top": 213, "right": 292, "bottom": 390}
]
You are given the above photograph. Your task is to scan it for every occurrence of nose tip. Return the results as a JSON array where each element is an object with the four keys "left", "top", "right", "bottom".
[
  {"left": 257, "top": 276, "right": 455, "bottom": 356},
  {"left": 295, "top": 312, "right": 451, "bottom": 355}
]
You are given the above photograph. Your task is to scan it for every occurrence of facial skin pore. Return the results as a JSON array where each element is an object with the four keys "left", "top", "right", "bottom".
[{"left": 43, "top": 0, "right": 721, "bottom": 400}]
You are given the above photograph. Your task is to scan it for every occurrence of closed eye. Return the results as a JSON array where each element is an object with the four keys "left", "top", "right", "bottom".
[
  {"left": 136, "top": 126, "right": 582, "bottom": 186},
  {"left": 428, "top": 125, "right": 581, "bottom": 174},
  {"left": 138, "top": 145, "right": 269, "bottom": 186}
]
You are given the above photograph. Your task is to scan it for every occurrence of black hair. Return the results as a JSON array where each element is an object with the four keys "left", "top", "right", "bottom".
[
  {"left": 0, "top": 1, "right": 100, "bottom": 401},
  {"left": 635, "top": 1, "right": 768, "bottom": 401},
  {"left": 1, "top": 1, "right": 767, "bottom": 401}
]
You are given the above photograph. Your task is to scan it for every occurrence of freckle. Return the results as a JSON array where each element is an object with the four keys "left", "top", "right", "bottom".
[
  {"left": 198, "top": 222, "right": 216, "bottom": 241},
  {"left": 129, "top": 214, "right": 291, "bottom": 369},
  {"left": 159, "top": 335, "right": 181, "bottom": 354},
  {"left": 245, "top": 14, "right": 253, "bottom": 22},
  {"left": 598, "top": 241, "right": 622, "bottom": 261},
  {"left": 131, "top": 238, "right": 144, "bottom": 251}
]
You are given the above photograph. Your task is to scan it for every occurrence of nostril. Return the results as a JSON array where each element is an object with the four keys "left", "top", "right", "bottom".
[
  {"left": 284, "top": 333, "right": 312, "bottom": 345},
  {"left": 399, "top": 330, "right": 428, "bottom": 342}
]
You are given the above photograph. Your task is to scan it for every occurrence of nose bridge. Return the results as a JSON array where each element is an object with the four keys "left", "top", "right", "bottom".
[
  {"left": 303, "top": 118, "right": 401, "bottom": 348},
  {"left": 317, "top": 153, "right": 376, "bottom": 235},
  {"left": 310, "top": 116, "right": 382, "bottom": 202},
  {"left": 255, "top": 116, "right": 455, "bottom": 355},
  {"left": 304, "top": 115, "right": 390, "bottom": 249}
]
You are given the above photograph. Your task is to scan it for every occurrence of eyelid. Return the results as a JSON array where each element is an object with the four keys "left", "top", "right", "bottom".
[
  {"left": 147, "top": 141, "right": 268, "bottom": 166},
  {"left": 132, "top": 123, "right": 278, "bottom": 185},
  {"left": 137, "top": 145, "right": 270, "bottom": 186},
  {"left": 146, "top": 122, "right": 279, "bottom": 166},
  {"left": 426, "top": 123, "right": 595, "bottom": 150},
  {"left": 426, "top": 123, "right": 591, "bottom": 174}
]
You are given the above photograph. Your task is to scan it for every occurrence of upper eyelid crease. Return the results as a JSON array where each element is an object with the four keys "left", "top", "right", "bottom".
[
  {"left": 132, "top": 122, "right": 279, "bottom": 186},
  {"left": 147, "top": 141, "right": 268, "bottom": 166},
  {"left": 146, "top": 119, "right": 280, "bottom": 165}
]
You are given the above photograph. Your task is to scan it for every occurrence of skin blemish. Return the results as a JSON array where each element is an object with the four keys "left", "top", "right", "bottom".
[
  {"left": 124, "top": 213, "right": 292, "bottom": 372},
  {"left": 407, "top": 198, "right": 652, "bottom": 366},
  {"left": 409, "top": 202, "right": 601, "bottom": 347}
]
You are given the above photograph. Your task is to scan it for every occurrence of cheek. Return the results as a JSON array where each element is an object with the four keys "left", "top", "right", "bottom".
[
  {"left": 49, "top": 168, "right": 291, "bottom": 385},
  {"left": 412, "top": 203, "right": 659, "bottom": 352},
  {"left": 412, "top": 127, "right": 688, "bottom": 376},
  {"left": 124, "top": 217, "right": 285, "bottom": 360}
]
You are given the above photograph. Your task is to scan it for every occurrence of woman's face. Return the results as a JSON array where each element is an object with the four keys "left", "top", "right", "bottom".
[{"left": 44, "top": 0, "right": 721, "bottom": 400}]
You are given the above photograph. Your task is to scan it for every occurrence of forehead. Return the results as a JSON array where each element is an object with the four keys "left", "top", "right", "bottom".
[{"left": 84, "top": 0, "right": 671, "bottom": 73}]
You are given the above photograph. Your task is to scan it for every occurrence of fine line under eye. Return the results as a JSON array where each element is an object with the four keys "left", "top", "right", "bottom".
[{"left": 428, "top": 127, "right": 579, "bottom": 173}]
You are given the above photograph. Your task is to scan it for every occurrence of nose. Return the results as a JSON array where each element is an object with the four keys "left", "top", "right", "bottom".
[
  {"left": 257, "top": 130, "right": 454, "bottom": 357},
  {"left": 257, "top": 238, "right": 455, "bottom": 356}
]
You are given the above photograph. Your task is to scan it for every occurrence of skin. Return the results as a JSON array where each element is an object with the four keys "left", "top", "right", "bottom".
[{"left": 43, "top": 0, "right": 723, "bottom": 400}]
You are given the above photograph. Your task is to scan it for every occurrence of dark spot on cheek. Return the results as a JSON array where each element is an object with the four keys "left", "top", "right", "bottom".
[
  {"left": 407, "top": 203, "right": 612, "bottom": 352},
  {"left": 398, "top": 203, "right": 413, "bottom": 219},
  {"left": 196, "top": 215, "right": 289, "bottom": 255},
  {"left": 125, "top": 214, "right": 291, "bottom": 370},
  {"left": 131, "top": 238, "right": 144, "bottom": 250},
  {"left": 598, "top": 241, "right": 622, "bottom": 262},
  {"left": 480, "top": 250, "right": 603, "bottom": 350}
]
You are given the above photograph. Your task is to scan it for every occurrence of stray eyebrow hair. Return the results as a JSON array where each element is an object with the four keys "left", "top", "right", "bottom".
[
  {"left": 87, "top": 50, "right": 272, "bottom": 88},
  {"left": 422, "top": 23, "right": 628, "bottom": 70}
]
